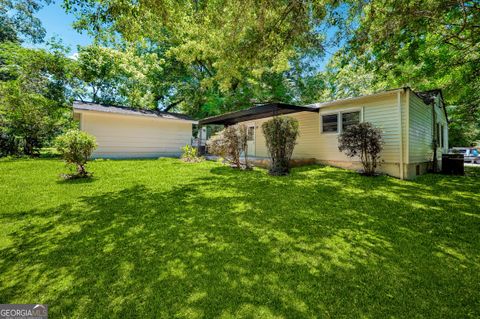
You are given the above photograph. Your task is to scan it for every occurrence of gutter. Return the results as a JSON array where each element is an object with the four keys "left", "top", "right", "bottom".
[{"left": 73, "top": 108, "right": 198, "bottom": 124}]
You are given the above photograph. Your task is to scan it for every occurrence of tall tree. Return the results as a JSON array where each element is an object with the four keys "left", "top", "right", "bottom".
[
  {"left": 0, "top": 43, "right": 72, "bottom": 155},
  {"left": 64, "top": 0, "right": 337, "bottom": 116},
  {"left": 72, "top": 45, "right": 162, "bottom": 108},
  {"left": 0, "top": 0, "right": 52, "bottom": 43}
]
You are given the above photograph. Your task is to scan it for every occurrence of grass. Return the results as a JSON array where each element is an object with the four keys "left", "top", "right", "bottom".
[{"left": 0, "top": 158, "right": 479, "bottom": 318}]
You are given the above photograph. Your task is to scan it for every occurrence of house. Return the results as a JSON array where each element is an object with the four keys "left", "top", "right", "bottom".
[
  {"left": 73, "top": 101, "right": 197, "bottom": 158},
  {"left": 199, "top": 87, "right": 449, "bottom": 179}
]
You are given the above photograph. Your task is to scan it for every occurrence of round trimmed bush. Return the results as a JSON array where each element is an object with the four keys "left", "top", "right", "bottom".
[{"left": 55, "top": 129, "right": 97, "bottom": 177}]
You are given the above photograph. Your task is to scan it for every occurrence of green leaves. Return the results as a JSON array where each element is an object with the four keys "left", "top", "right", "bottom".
[
  {"left": 262, "top": 116, "right": 300, "bottom": 175},
  {"left": 0, "top": 42, "right": 72, "bottom": 155},
  {"left": 327, "top": 0, "right": 480, "bottom": 146},
  {"left": 64, "top": 0, "right": 336, "bottom": 115},
  {"left": 73, "top": 45, "right": 162, "bottom": 108},
  {"left": 55, "top": 129, "right": 97, "bottom": 176},
  {"left": 0, "top": 0, "right": 52, "bottom": 43}
]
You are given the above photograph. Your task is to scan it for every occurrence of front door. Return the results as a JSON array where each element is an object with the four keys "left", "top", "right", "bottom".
[{"left": 247, "top": 124, "right": 255, "bottom": 156}]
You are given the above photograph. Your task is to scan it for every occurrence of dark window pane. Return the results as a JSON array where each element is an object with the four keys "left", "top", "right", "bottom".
[
  {"left": 342, "top": 111, "right": 360, "bottom": 131},
  {"left": 322, "top": 114, "right": 338, "bottom": 133}
]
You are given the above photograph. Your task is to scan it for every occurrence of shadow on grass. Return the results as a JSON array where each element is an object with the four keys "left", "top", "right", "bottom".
[
  {"left": 55, "top": 176, "right": 97, "bottom": 185},
  {"left": 0, "top": 163, "right": 479, "bottom": 318}
]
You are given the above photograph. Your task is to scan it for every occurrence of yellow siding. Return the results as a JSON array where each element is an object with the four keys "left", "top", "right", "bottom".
[
  {"left": 252, "top": 111, "right": 320, "bottom": 159},
  {"left": 80, "top": 111, "right": 193, "bottom": 158}
]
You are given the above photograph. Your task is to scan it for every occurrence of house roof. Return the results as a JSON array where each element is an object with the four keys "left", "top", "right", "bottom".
[
  {"left": 199, "top": 103, "right": 318, "bottom": 125},
  {"left": 73, "top": 101, "right": 196, "bottom": 122}
]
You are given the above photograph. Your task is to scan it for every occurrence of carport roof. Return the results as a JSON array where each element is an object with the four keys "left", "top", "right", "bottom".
[
  {"left": 73, "top": 101, "right": 196, "bottom": 122},
  {"left": 199, "top": 103, "right": 318, "bottom": 125}
]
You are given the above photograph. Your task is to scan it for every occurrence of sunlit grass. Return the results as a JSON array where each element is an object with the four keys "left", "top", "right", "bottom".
[{"left": 0, "top": 158, "right": 479, "bottom": 318}]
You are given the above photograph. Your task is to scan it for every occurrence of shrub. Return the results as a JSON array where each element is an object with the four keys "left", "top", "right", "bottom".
[
  {"left": 55, "top": 129, "right": 97, "bottom": 178},
  {"left": 261, "top": 116, "right": 299, "bottom": 175},
  {"left": 338, "top": 122, "right": 383, "bottom": 176},
  {"left": 206, "top": 124, "right": 249, "bottom": 169},
  {"left": 181, "top": 144, "right": 203, "bottom": 162}
]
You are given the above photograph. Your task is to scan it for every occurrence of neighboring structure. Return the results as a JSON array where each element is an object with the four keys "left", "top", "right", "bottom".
[
  {"left": 73, "top": 101, "right": 196, "bottom": 158},
  {"left": 200, "top": 87, "right": 449, "bottom": 179}
]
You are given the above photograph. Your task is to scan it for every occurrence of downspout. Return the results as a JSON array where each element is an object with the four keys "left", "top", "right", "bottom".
[
  {"left": 432, "top": 99, "right": 438, "bottom": 172},
  {"left": 405, "top": 89, "right": 410, "bottom": 167},
  {"left": 398, "top": 90, "right": 404, "bottom": 179}
]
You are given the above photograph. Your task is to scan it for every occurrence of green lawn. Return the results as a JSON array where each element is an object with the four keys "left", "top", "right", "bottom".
[{"left": 0, "top": 158, "right": 479, "bottom": 318}]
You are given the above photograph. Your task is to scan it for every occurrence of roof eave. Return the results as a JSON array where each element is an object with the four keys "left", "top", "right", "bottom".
[
  {"left": 199, "top": 103, "right": 317, "bottom": 125},
  {"left": 73, "top": 108, "right": 198, "bottom": 124},
  {"left": 306, "top": 88, "right": 406, "bottom": 110}
]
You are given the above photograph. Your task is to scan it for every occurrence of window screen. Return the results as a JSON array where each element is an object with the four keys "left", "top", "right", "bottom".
[
  {"left": 342, "top": 111, "right": 360, "bottom": 131},
  {"left": 322, "top": 114, "right": 338, "bottom": 133}
]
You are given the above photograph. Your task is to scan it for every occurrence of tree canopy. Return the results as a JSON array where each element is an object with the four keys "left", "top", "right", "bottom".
[
  {"left": 0, "top": 42, "right": 73, "bottom": 155},
  {"left": 63, "top": 0, "right": 337, "bottom": 116},
  {"left": 334, "top": 0, "right": 480, "bottom": 145},
  {"left": 0, "top": 0, "right": 51, "bottom": 43}
]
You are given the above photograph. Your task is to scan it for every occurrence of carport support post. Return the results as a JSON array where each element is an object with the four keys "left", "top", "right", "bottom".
[{"left": 197, "top": 124, "right": 203, "bottom": 155}]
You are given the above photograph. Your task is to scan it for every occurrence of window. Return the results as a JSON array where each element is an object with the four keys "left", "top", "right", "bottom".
[
  {"left": 322, "top": 114, "right": 338, "bottom": 133},
  {"left": 247, "top": 126, "right": 255, "bottom": 141},
  {"left": 342, "top": 111, "right": 360, "bottom": 131}
]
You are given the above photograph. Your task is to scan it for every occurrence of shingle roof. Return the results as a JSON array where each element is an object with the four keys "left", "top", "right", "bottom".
[{"left": 73, "top": 101, "right": 195, "bottom": 122}]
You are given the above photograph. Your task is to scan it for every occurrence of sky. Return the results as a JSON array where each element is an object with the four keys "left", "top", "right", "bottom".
[{"left": 31, "top": 0, "right": 92, "bottom": 54}]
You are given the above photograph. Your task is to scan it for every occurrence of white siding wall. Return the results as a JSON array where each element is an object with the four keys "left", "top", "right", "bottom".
[
  {"left": 80, "top": 111, "right": 193, "bottom": 158},
  {"left": 436, "top": 99, "right": 449, "bottom": 157},
  {"left": 409, "top": 93, "right": 434, "bottom": 163},
  {"left": 408, "top": 93, "right": 448, "bottom": 163}
]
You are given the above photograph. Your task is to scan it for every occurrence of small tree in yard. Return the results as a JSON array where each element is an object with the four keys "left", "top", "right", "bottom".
[
  {"left": 206, "top": 124, "right": 249, "bottom": 169},
  {"left": 56, "top": 129, "right": 97, "bottom": 178},
  {"left": 338, "top": 122, "right": 383, "bottom": 176},
  {"left": 262, "top": 116, "right": 299, "bottom": 176},
  {"left": 181, "top": 144, "right": 203, "bottom": 162}
]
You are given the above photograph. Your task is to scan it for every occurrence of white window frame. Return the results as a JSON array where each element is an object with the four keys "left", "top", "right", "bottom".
[
  {"left": 320, "top": 107, "right": 363, "bottom": 134},
  {"left": 320, "top": 112, "right": 340, "bottom": 134}
]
